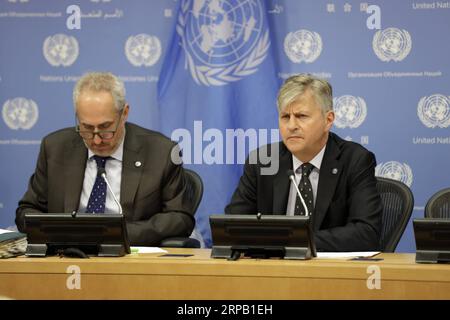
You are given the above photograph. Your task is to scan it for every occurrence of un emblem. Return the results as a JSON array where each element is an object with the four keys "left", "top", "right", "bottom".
[
  {"left": 333, "top": 95, "right": 367, "bottom": 129},
  {"left": 284, "top": 29, "right": 322, "bottom": 64},
  {"left": 177, "top": 0, "right": 270, "bottom": 86},
  {"left": 376, "top": 161, "right": 413, "bottom": 187},
  {"left": 2, "top": 98, "right": 39, "bottom": 130},
  {"left": 417, "top": 94, "right": 450, "bottom": 128},
  {"left": 43, "top": 34, "right": 79, "bottom": 67},
  {"left": 125, "top": 34, "right": 162, "bottom": 67},
  {"left": 373, "top": 28, "right": 411, "bottom": 62}
]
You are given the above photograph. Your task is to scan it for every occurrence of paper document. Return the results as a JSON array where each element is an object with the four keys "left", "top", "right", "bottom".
[
  {"left": 130, "top": 247, "right": 168, "bottom": 254},
  {"left": 0, "top": 229, "right": 27, "bottom": 259},
  {"left": 316, "top": 251, "right": 381, "bottom": 259}
]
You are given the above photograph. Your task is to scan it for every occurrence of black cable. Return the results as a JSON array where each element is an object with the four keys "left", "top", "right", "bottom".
[{"left": 57, "top": 247, "right": 89, "bottom": 259}]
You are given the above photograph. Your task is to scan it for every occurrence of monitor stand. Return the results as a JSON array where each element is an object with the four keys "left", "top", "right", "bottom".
[
  {"left": 416, "top": 250, "right": 450, "bottom": 263},
  {"left": 211, "top": 245, "right": 314, "bottom": 260},
  {"left": 25, "top": 243, "right": 128, "bottom": 257}
]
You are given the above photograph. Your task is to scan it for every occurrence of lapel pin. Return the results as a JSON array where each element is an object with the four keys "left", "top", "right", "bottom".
[
  {"left": 135, "top": 161, "right": 142, "bottom": 168},
  {"left": 332, "top": 168, "right": 338, "bottom": 174}
]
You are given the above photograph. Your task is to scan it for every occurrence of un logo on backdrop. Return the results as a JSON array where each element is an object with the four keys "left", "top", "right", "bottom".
[
  {"left": 333, "top": 95, "right": 367, "bottom": 129},
  {"left": 373, "top": 28, "right": 411, "bottom": 62},
  {"left": 2, "top": 98, "right": 39, "bottom": 130},
  {"left": 284, "top": 29, "right": 322, "bottom": 64},
  {"left": 417, "top": 94, "right": 450, "bottom": 128},
  {"left": 376, "top": 161, "right": 413, "bottom": 187},
  {"left": 43, "top": 34, "right": 79, "bottom": 67},
  {"left": 125, "top": 34, "right": 162, "bottom": 67},
  {"left": 177, "top": 0, "right": 269, "bottom": 86}
]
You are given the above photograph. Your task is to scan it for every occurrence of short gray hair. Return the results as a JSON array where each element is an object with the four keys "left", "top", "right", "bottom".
[
  {"left": 73, "top": 72, "right": 126, "bottom": 112},
  {"left": 277, "top": 74, "right": 333, "bottom": 114}
]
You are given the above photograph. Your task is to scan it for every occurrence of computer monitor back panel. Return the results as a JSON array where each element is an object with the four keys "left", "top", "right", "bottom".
[
  {"left": 210, "top": 214, "right": 316, "bottom": 260},
  {"left": 414, "top": 218, "right": 450, "bottom": 263},
  {"left": 24, "top": 213, "right": 130, "bottom": 257}
]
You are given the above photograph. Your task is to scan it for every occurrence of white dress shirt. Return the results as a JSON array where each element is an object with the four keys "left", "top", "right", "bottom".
[
  {"left": 286, "top": 145, "right": 326, "bottom": 216},
  {"left": 78, "top": 138, "right": 124, "bottom": 214}
]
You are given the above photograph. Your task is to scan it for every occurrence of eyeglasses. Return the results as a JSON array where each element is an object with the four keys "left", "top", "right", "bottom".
[{"left": 75, "top": 111, "right": 123, "bottom": 140}]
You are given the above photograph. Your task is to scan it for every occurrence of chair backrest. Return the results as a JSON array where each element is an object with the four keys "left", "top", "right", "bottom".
[
  {"left": 376, "top": 177, "right": 414, "bottom": 252},
  {"left": 184, "top": 168, "right": 204, "bottom": 215},
  {"left": 425, "top": 188, "right": 450, "bottom": 218},
  {"left": 159, "top": 168, "right": 204, "bottom": 248}
]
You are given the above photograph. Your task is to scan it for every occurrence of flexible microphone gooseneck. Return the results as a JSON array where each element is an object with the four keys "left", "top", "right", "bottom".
[
  {"left": 286, "top": 169, "right": 309, "bottom": 217},
  {"left": 97, "top": 167, "right": 123, "bottom": 215}
]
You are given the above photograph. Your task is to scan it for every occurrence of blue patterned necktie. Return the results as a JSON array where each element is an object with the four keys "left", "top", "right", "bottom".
[
  {"left": 86, "top": 155, "right": 109, "bottom": 213},
  {"left": 294, "top": 163, "right": 315, "bottom": 216}
]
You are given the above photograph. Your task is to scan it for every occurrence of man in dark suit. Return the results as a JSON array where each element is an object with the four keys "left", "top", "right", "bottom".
[
  {"left": 225, "top": 74, "right": 382, "bottom": 251},
  {"left": 16, "top": 72, "right": 194, "bottom": 246}
]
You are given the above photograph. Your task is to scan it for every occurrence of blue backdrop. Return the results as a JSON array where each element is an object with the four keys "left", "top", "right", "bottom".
[{"left": 1, "top": 0, "right": 449, "bottom": 251}]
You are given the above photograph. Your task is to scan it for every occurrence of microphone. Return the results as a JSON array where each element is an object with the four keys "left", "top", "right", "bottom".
[
  {"left": 286, "top": 169, "right": 309, "bottom": 217},
  {"left": 97, "top": 167, "right": 123, "bottom": 215}
]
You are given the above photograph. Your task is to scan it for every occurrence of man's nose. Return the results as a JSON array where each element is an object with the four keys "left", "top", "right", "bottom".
[
  {"left": 93, "top": 133, "right": 103, "bottom": 144},
  {"left": 287, "top": 116, "right": 298, "bottom": 131}
]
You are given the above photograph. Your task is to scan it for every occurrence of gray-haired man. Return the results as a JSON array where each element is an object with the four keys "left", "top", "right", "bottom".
[
  {"left": 16, "top": 72, "right": 195, "bottom": 245},
  {"left": 226, "top": 74, "right": 382, "bottom": 251}
]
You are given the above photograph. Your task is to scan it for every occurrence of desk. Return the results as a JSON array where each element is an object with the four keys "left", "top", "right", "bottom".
[{"left": 0, "top": 249, "right": 449, "bottom": 299}]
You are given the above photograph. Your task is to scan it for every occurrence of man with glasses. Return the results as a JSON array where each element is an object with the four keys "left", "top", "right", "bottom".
[{"left": 16, "top": 72, "right": 195, "bottom": 246}]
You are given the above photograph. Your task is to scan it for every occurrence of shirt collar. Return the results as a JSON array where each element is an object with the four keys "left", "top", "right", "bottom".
[{"left": 292, "top": 144, "right": 327, "bottom": 173}]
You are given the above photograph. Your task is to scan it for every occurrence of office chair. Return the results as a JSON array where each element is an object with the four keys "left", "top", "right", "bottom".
[
  {"left": 376, "top": 177, "right": 414, "bottom": 252},
  {"left": 159, "top": 168, "right": 203, "bottom": 248},
  {"left": 425, "top": 188, "right": 450, "bottom": 218}
]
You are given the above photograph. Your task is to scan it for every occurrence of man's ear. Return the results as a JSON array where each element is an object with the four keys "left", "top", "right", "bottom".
[
  {"left": 122, "top": 104, "right": 130, "bottom": 121},
  {"left": 325, "top": 110, "right": 334, "bottom": 130}
]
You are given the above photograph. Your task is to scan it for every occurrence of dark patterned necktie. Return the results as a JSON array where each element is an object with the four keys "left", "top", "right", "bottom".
[
  {"left": 294, "top": 163, "right": 315, "bottom": 216},
  {"left": 86, "top": 155, "right": 109, "bottom": 213}
]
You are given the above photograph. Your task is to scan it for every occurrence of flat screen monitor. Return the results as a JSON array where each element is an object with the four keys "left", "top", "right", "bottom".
[
  {"left": 24, "top": 213, "right": 130, "bottom": 257},
  {"left": 209, "top": 214, "right": 316, "bottom": 260},
  {"left": 413, "top": 218, "right": 450, "bottom": 263}
]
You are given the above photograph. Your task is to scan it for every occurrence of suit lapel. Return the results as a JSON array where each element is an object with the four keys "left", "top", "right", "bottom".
[
  {"left": 313, "top": 134, "right": 342, "bottom": 230},
  {"left": 120, "top": 124, "right": 144, "bottom": 217},
  {"left": 64, "top": 136, "right": 87, "bottom": 213},
  {"left": 272, "top": 144, "right": 292, "bottom": 215}
]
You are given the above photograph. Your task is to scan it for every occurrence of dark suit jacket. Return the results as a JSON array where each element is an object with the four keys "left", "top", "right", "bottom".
[
  {"left": 225, "top": 132, "right": 382, "bottom": 251},
  {"left": 16, "top": 122, "right": 195, "bottom": 246}
]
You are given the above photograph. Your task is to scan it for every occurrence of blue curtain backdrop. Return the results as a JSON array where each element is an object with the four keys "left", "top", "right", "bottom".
[{"left": 1, "top": 0, "right": 450, "bottom": 251}]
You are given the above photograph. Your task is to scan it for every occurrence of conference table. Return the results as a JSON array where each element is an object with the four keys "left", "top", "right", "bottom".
[{"left": 0, "top": 248, "right": 449, "bottom": 300}]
